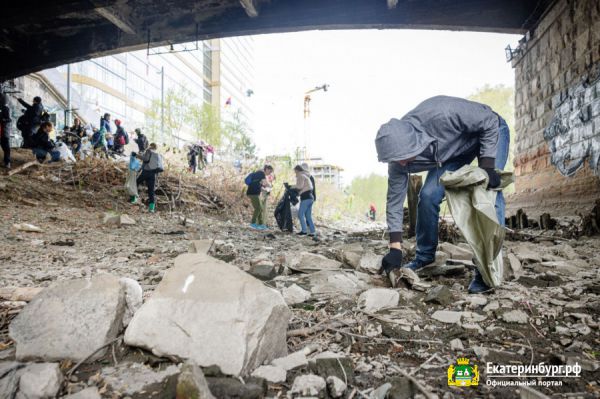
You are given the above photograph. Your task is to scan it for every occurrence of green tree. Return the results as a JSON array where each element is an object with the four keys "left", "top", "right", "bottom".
[
  {"left": 222, "top": 110, "right": 257, "bottom": 158},
  {"left": 347, "top": 173, "right": 388, "bottom": 219},
  {"left": 145, "top": 86, "right": 193, "bottom": 146},
  {"left": 189, "top": 103, "right": 222, "bottom": 145}
]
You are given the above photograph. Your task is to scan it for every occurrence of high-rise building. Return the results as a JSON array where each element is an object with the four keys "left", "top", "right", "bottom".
[{"left": 11, "top": 37, "right": 254, "bottom": 148}]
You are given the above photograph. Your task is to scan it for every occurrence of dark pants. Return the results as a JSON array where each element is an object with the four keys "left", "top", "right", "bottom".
[
  {"left": 137, "top": 170, "right": 157, "bottom": 204},
  {"left": 415, "top": 117, "right": 511, "bottom": 264},
  {"left": 1, "top": 135, "right": 9, "bottom": 166}
]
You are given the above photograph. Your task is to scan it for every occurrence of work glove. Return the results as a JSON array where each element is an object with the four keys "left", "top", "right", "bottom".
[
  {"left": 483, "top": 168, "right": 501, "bottom": 189},
  {"left": 379, "top": 248, "right": 403, "bottom": 275}
]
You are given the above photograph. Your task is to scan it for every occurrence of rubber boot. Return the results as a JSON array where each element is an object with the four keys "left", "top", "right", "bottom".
[
  {"left": 129, "top": 195, "right": 137, "bottom": 204},
  {"left": 148, "top": 202, "right": 156, "bottom": 213}
]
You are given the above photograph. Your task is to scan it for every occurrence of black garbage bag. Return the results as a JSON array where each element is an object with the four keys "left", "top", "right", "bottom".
[{"left": 274, "top": 188, "right": 298, "bottom": 232}]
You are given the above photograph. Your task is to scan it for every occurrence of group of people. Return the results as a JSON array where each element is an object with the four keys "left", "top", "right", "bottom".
[
  {"left": 0, "top": 94, "right": 153, "bottom": 167},
  {"left": 245, "top": 163, "right": 317, "bottom": 236},
  {"left": 186, "top": 141, "right": 214, "bottom": 173}
]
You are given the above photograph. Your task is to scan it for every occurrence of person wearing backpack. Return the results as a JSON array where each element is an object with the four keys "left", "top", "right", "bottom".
[
  {"left": 91, "top": 127, "right": 108, "bottom": 158},
  {"left": 245, "top": 164, "right": 274, "bottom": 230},
  {"left": 18, "top": 96, "right": 43, "bottom": 148},
  {"left": 113, "top": 119, "right": 128, "bottom": 154},
  {"left": 134, "top": 128, "right": 148, "bottom": 152},
  {"left": 134, "top": 142, "right": 163, "bottom": 213},
  {"left": 0, "top": 94, "right": 12, "bottom": 169}
]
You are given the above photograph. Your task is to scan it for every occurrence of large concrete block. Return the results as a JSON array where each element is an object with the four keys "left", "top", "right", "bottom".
[
  {"left": 9, "top": 275, "right": 126, "bottom": 362},
  {"left": 124, "top": 253, "right": 291, "bottom": 376}
]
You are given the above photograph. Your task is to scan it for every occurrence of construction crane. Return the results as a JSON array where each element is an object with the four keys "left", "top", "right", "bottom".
[{"left": 303, "top": 84, "right": 329, "bottom": 119}]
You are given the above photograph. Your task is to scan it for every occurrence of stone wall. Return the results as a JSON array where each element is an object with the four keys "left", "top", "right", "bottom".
[{"left": 509, "top": 0, "right": 600, "bottom": 217}]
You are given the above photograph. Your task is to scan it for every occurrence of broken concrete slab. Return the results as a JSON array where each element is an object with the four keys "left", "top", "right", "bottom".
[
  {"left": 431, "top": 310, "right": 462, "bottom": 324},
  {"left": 424, "top": 285, "right": 453, "bottom": 306},
  {"left": 0, "top": 287, "right": 43, "bottom": 302},
  {"left": 271, "top": 349, "right": 308, "bottom": 371},
  {"left": 61, "top": 387, "right": 102, "bottom": 399},
  {"left": 286, "top": 252, "right": 342, "bottom": 272},
  {"left": 507, "top": 253, "right": 522, "bottom": 279},
  {"left": 439, "top": 242, "right": 473, "bottom": 261},
  {"left": 9, "top": 274, "right": 126, "bottom": 362},
  {"left": 0, "top": 362, "right": 25, "bottom": 398},
  {"left": 305, "top": 270, "right": 370, "bottom": 296},
  {"left": 450, "top": 338, "right": 464, "bottom": 351},
  {"left": 327, "top": 376, "right": 347, "bottom": 398},
  {"left": 101, "top": 362, "right": 180, "bottom": 397},
  {"left": 290, "top": 374, "right": 326, "bottom": 397},
  {"left": 251, "top": 365, "right": 286, "bottom": 383},
  {"left": 358, "top": 288, "right": 399, "bottom": 312},
  {"left": 176, "top": 361, "right": 216, "bottom": 399},
  {"left": 511, "top": 244, "right": 542, "bottom": 264},
  {"left": 248, "top": 262, "right": 278, "bottom": 281},
  {"left": 281, "top": 283, "right": 311, "bottom": 305},
  {"left": 357, "top": 252, "right": 384, "bottom": 274},
  {"left": 18, "top": 362, "right": 63, "bottom": 399},
  {"left": 124, "top": 253, "right": 291, "bottom": 376}
]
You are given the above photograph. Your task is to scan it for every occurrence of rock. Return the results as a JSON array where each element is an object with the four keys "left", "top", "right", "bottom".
[
  {"left": 286, "top": 252, "right": 342, "bottom": 272},
  {"left": 124, "top": 253, "right": 291, "bottom": 376},
  {"left": 392, "top": 268, "right": 420, "bottom": 288},
  {"left": 281, "top": 284, "right": 311, "bottom": 305},
  {"left": 101, "top": 362, "right": 180, "bottom": 396},
  {"left": 326, "top": 376, "right": 347, "bottom": 398},
  {"left": 290, "top": 374, "right": 326, "bottom": 397},
  {"left": 467, "top": 296, "right": 488, "bottom": 307},
  {"left": 0, "top": 287, "right": 44, "bottom": 302},
  {"left": 424, "top": 285, "right": 453, "bottom": 306},
  {"left": 501, "top": 310, "right": 529, "bottom": 324},
  {"left": 370, "top": 383, "right": 392, "bottom": 399},
  {"left": 119, "top": 277, "right": 142, "bottom": 327},
  {"left": 512, "top": 244, "right": 542, "bottom": 264},
  {"left": 188, "top": 240, "right": 212, "bottom": 254},
  {"left": 134, "top": 246, "right": 155, "bottom": 254},
  {"left": 271, "top": 349, "right": 308, "bottom": 371},
  {"left": 357, "top": 253, "right": 384, "bottom": 274},
  {"left": 432, "top": 251, "right": 449, "bottom": 266},
  {"left": 431, "top": 310, "right": 462, "bottom": 324},
  {"left": 61, "top": 387, "right": 101, "bottom": 399},
  {"left": 358, "top": 288, "right": 399, "bottom": 312},
  {"left": 307, "top": 271, "right": 370, "bottom": 296},
  {"left": 102, "top": 212, "right": 120, "bottom": 225},
  {"left": 540, "top": 261, "right": 581, "bottom": 274},
  {"left": 248, "top": 262, "right": 278, "bottom": 281},
  {"left": 205, "top": 377, "right": 265, "bottom": 399},
  {"left": 439, "top": 242, "right": 473, "bottom": 261},
  {"left": 13, "top": 223, "right": 43, "bottom": 233},
  {"left": 119, "top": 214, "right": 136, "bottom": 226},
  {"left": 212, "top": 241, "right": 237, "bottom": 262},
  {"left": 177, "top": 361, "right": 216, "bottom": 399},
  {"left": 519, "top": 386, "right": 551, "bottom": 399},
  {"left": 251, "top": 365, "right": 286, "bottom": 383},
  {"left": 507, "top": 253, "right": 522, "bottom": 278},
  {"left": 450, "top": 338, "right": 464, "bottom": 351},
  {"left": 312, "top": 357, "right": 354, "bottom": 384},
  {"left": 387, "top": 376, "right": 416, "bottom": 399},
  {"left": 18, "top": 363, "right": 63, "bottom": 399},
  {"left": 417, "top": 264, "right": 466, "bottom": 278},
  {"left": 0, "top": 362, "right": 25, "bottom": 398},
  {"left": 9, "top": 274, "right": 126, "bottom": 362}
]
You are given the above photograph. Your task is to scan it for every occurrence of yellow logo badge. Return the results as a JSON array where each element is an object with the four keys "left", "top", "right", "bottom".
[{"left": 448, "top": 358, "right": 479, "bottom": 387}]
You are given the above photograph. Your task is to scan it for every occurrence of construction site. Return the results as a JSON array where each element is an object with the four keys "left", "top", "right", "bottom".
[{"left": 0, "top": 1, "right": 599, "bottom": 398}]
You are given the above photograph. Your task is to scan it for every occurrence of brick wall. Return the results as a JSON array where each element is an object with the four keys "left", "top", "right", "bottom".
[{"left": 508, "top": 0, "right": 600, "bottom": 217}]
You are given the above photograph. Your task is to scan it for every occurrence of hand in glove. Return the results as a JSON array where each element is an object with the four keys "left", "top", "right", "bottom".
[
  {"left": 378, "top": 248, "right": 403, "bottom": 275},
  {"left": 484, "top": 168, "right": 501, "bottom": 189}
]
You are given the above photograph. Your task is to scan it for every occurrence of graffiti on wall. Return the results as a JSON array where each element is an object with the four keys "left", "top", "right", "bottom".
[{"left": 544, "top": 72, "right": 600, "bottom": 177}]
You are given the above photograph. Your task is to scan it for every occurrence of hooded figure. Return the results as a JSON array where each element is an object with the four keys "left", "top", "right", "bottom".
[{"left": 375, "top": 95, "right": 510, "bottom": 294}]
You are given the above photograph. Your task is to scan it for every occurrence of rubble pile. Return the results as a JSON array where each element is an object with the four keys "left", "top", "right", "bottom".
[{"left": 0, "top": 157, "right": 599, "bottom": 398}]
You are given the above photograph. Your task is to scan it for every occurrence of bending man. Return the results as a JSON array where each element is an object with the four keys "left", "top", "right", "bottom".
[{"left": 375, "top": 95, "right": 510, "bottom": 294}]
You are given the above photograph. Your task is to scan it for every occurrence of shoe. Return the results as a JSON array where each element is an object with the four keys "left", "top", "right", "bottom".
[
  {"left": 297, "top": 232, "right": 307, "bottom": 236},
  {"left": 4, "top": 163, "right": 10, "bottom": 169},
  {"left": 402, "top": 259, "right": 432, "bottom": 272},
  {"left": 129, "top": 196, "right": 138, "bottom": 204},
  {"left": 148, "top": 202, "right": 156, "bottom": 213},
  {"left": 468, "top": 269, "right": 493, "bottom": 294},
  {"left": 308, "top": 233, "right": 316, "bottom": 237},
  {"left": 250, "top": 223, "right": 259, "bottom": 229},
  {"left": 256, "top": 224, "right": 268, "bottom": 230}
]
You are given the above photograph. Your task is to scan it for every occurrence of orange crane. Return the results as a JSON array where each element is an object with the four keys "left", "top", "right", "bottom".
[{"left": 303, "top": 84, "right": 329, "bottom": 119}]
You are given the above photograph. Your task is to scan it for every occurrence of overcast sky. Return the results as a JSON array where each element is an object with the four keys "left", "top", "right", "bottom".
[{"left": 251, "top": 29, "right": 521, "bottom": 183}]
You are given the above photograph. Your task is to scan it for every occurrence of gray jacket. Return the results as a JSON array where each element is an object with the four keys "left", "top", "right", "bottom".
[
  {"left": 375, "top": 96, "right": 500, "bottom": 238},
  {"left": 141, "top": 150, "right": 160, "bottom": 171}
]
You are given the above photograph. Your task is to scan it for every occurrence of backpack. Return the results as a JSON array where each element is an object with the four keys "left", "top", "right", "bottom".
[
  {"left": 91, "top": 130, "right": 101, "bottom": 144},
  {"left": 153, "top": 152, "right": 164, "bottom": 173},
  {"left": 17, "top": 115, "right": 29, "bottom": 132},
  {"left": 116, "top": 133, "right": 126, "bottom": 146},
  {"left": 244, "top": 172, "right": 255, "bottom": 186}
]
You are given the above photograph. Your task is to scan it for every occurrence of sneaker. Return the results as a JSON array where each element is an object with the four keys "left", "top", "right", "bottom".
[
  {"left": 249, "top": 223, "right": 259, "bottom": 229},
  {"left": 148, "top": 202, "right": 156, "bottom": 213},
  {"left": 256, "top": 224, "right": 268, "bottom": 230},
  {"left": 468, "top": 269, "right": 493, "bottom": 294},
  {"left": 296, "top": 232, "right": 307, "bottom": 236},
  {"left": 402, "top": 259, "right": 432, "bottom": 272}
]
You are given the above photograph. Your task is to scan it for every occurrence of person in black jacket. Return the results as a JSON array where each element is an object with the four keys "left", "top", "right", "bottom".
[
  {"left": 246, "top": 165, "right": 274, "bottom": 230},
  {"left": 31, "top": 121, "right": 56, "bottom": 163},
  {"left": 18, "top": 96, "right": 43, "bottom": 148},
  {"left": 0, "top": 95, "right": 12, "bottom": 168},
  {"left": 134, "top": 129, "right": 148, "bottom": 153}
]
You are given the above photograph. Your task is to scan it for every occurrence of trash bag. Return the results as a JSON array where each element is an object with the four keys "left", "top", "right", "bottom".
[
  {"left": 274, "top": 188, "right": 298, "bottom": 232},
  {"left": 125, "top": 169, "right": 139, "bottom": 197},
  {"left": 440, "top": 165, "right": 514, "bottom": 288}
]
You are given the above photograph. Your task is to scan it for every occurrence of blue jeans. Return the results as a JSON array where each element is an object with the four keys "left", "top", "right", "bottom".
[
  {"left": 32, "top": 148, "right": 60, "bottom": 163},
  {"left": 298, "top": 198, "right": 315, "bottom": 234},
  {"left": 415, "top": 117, "right": 510, "bottom": 263}
]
